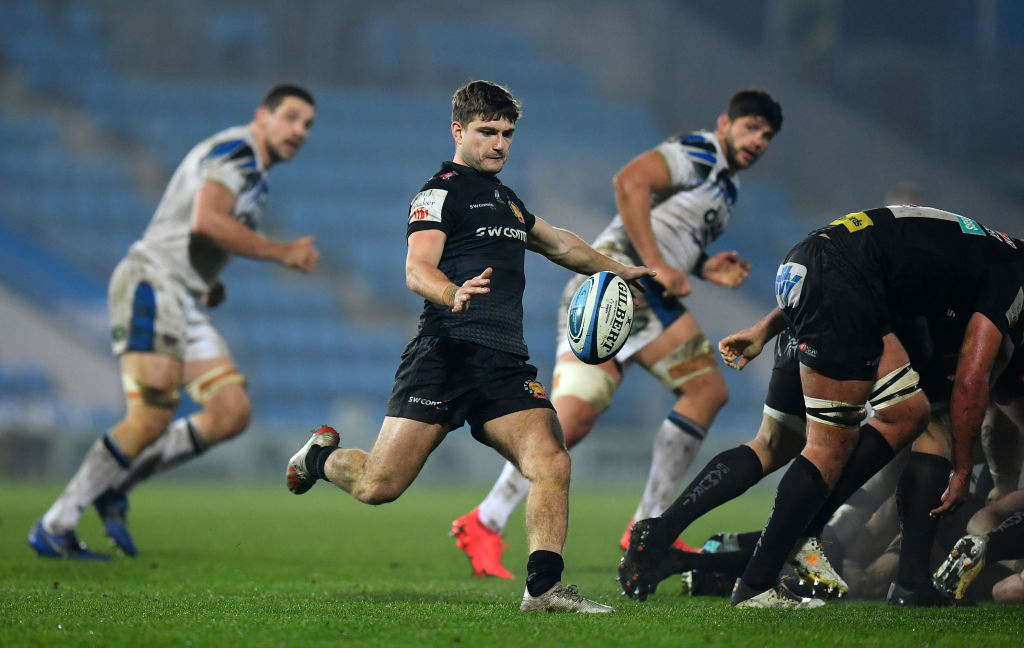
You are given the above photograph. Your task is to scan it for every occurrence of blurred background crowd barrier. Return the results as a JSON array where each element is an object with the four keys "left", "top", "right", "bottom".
[{"left": 1, "top": 0, "right": 1021, "bottom": 485}]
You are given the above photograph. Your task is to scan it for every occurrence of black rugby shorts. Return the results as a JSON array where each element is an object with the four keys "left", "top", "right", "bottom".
[
  {"left": 775, "top": 235, "right": 887, "bottom": 381},
  {"left": 386, "top": 335, "right": 554, "bottom": 441}
]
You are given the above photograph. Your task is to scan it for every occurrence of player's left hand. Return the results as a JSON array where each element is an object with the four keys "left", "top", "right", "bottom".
[
  {"left": 703, "top": 251, "right": 751, "bottom": 288},
  {"left": 204, "top": 281, "right": 226, "bottom": 308},
  {"left": 451, "top": 267, "right": 492, "bottom": 312},
  {"left": 718, "top": 326, "right": 766, "bottom": 370},
  {"left": 931, "top": 472, "right": 970, "bottom": 518}
]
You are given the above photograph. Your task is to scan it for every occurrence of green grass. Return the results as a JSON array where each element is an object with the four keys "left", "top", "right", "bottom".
[{"left": 1, "top": 481, "right": 1020, "bottom": 647}]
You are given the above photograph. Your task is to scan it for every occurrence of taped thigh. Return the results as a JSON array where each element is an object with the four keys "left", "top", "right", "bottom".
[
  {"left": 550, "top": 360, "right": 617, "bottom": 415},
  {"left": 804, "top": 396, "right": 866, "bottom": 429},
  {"left": 868, "top": 363, "right": 921, "bottom": 410},
  {"left": 184, "top": 366, "right": 247, "bottom": 404},
  {"left": 122, "top": 374, "right": 180, "bottom": 409},
  {"left": 763, "top": 405, "right": 806, "bottom": 436},
  {"left": 648, "top": 334, "right": 716, "bottom": 390}
]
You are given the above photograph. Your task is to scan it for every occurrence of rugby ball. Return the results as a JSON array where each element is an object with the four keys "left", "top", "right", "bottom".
[{"left": 566, "top": 271, "right": 634, "bottom": 364}]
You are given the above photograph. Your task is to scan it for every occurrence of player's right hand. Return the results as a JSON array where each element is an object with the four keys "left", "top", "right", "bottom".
[
  {"left": 718, "top": 327, "right": 766, "bottom": 370},
  {"left": 282, "top": 235, "right": 319, "bottom": 273}
]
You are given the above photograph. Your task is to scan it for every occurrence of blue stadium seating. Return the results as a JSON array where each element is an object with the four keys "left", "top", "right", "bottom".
[{"left": 0, "top": 1, "right": 795, "bottom": 436}]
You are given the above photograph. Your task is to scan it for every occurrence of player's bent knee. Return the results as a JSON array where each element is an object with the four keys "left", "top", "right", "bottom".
[
  {"left": 519, "top": 446, "right": 570, "bottom": 486},
  {"left": 354, "top": 479, "right": 407, "bottom": 505},
  {"left": 551, "top": 360, "right": 617, "bottom": 415},
  {"left": 992, "top": 573, "right": 1024, "bottom": 604},
  {"left": 206, "top": 390, "right": 252, "bottom": 441},
  {"left": 752, "top": 415, "right": 805, "bottom": 465}
]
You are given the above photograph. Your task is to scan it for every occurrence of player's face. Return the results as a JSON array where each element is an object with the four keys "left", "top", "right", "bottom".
[
  {"left": 261, "top": 96, "right": 316, "bottom": 165},
  {"left": 718, "top": 114, "right": 775, "bottom": 171},
  {"left": 452, "top": 116, "right": 515, "bottom": 174}
]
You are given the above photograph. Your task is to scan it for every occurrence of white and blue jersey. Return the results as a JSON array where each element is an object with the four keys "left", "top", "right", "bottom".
[
  {"left": 130, "top": 125, "right": 268, "bottom": 296},
  {"left": 592, "top": 129, "right": 738, "bottom": 273},
  {"left": 108, "top": 124, "right": 267, "bottom": 361}
]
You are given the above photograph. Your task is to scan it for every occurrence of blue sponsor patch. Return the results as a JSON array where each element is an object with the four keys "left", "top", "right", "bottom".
[{"left": 775, "top": 262, "right": 806, "bottom": 309}]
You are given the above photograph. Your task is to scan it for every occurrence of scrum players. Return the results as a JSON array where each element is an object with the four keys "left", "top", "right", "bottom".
[
  {"left": 449, "top": 88, "right": 783, "bottom": 578},
  {"left": 718, "top": 206, "right": 1024, "bottom": 607},
  {"left": 29, "top": 84, "right": 319, "bottom": 559}
]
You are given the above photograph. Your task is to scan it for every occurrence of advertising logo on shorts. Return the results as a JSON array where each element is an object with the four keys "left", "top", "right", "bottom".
[
  {"left": 409, "top": 189, "right": 447, "bottom": 224},
  {"left": 524, "top": 379, "right": 548, "bottom": 400},
  {"left": 775, "top": 262, "right": 806, "bottom": 309}
]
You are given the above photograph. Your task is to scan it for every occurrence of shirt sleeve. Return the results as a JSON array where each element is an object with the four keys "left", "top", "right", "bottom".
[
  {"left": 976, "top": 265, "right": 1024, "bottom": 335},
  {"left": 198, "top": 139, "right": 257, "bottom": 196},
  {"left": 407, "top": 187, "right": 453, "bottom": 237},
  {"left": 653, "top": 133, "right": 717, "bottom": 188}
]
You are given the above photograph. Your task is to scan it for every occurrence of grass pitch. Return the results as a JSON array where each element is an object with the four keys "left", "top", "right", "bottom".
[{"left": 1, "top": 481, "right": 1020, "bottom": 647}]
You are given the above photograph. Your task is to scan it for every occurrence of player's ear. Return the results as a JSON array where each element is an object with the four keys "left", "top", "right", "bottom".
[
  {"left": 254, "top": 104, "right": 271, "bottom": 124},
  {"left": 715, "top": 113, "right": 730, "bottom": 133},
  {"left": 451, "top": 121, "right": 464, "bottom": 145}
]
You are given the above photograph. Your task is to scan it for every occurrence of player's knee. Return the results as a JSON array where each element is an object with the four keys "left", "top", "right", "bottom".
[
  {"left": 203, "top": 389, "right": 251, "bottom": 441},
  {"left": 553, "top": 398, "right": 598, "bottom": 447},
  {"left": 750, "top": 416, "right": 804, "bottom": 468},
  {"left": 116, "top": 412, "right": 172, "bottom": 449},
  {"left": 353, "top": 479, "right": 404, "bottom": 505},
  {"left": 520, "top": 445, "right": 570, "bottom": 486},
  {"left": 190, "top": 369, "right": 250, "bottom": 439},
  {"left": 697, "top": 373, "right": 729, "bottom": 411},
  {"left": 992, "top": 574, "right": 1024, "bottom": 604}
]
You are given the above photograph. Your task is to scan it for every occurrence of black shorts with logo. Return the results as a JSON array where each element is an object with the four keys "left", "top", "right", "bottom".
[
  {"left": 386, "top": 335, "right": 554, "bottom": 441},
  {"left": 776, "top": 234, "right": 888, "bottom": 381}
]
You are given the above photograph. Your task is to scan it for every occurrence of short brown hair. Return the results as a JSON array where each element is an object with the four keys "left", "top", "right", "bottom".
[
  {"left": 261, "top": 84, "right": 316, "bottom": 111},
  {"left": 727, "top": 88, "right": 782, "bottom": 133},
  {"left": 451, "top": 80, "right": 521, "bottom": 125}
]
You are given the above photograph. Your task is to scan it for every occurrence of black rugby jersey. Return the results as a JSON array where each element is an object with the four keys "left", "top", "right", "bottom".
[
  {"left": 819, "top": 205, "right": 1024, "bottom": 344},
  {"left": 406, "top": 161, "right": 536, "bottom": 357}
]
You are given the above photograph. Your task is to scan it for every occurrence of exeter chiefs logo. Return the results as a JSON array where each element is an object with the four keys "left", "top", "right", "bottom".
[
  {"left": 509, "top": 202, "right": 525, "bottom": 224},
  {"left": 524, "top": 379, "right": 548, "bottom": 400}
]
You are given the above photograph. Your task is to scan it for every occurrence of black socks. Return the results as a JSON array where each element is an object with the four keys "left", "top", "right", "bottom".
[
  {"left": 803, "top": 424, "right": 895, "bottom": 538},
  {"left": 526, "top": 550, "right": 564, "bottom": 597},
  {"left": 895, "top": 452, "right": 952, "bottom": 589},
  {"left": 742, "top": 455, "right": 829, "bottom": 592},
  {"left": 660, "top": 444, "right": 764, "bottom": 540},
  {"left": 304, "top": 445, "right": 338, "bottom": 480}
]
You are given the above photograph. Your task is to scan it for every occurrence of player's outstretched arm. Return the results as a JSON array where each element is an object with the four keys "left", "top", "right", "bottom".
[
  {"left": 933, "top": 312, "right": 1011, "bottom": 518},
  {"left": 526, "top": 217, "right": 654, "bottom": 286},
  {"left": 701, "top": 250, "right": 752, "bottom": 288},
  {"left": 191, "top": 181, "right": 319, "bottom": 272},
  {"left": 719, "top": 307, "right": 787, "bottom": 370},
  {"left": 406, "top": 229, "right": 490, "bottom": 312}
]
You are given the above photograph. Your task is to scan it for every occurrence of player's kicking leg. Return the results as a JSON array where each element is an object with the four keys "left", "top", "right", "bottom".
[{"left": 450, "top": 351, "right": 619, "bottom": 578}]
